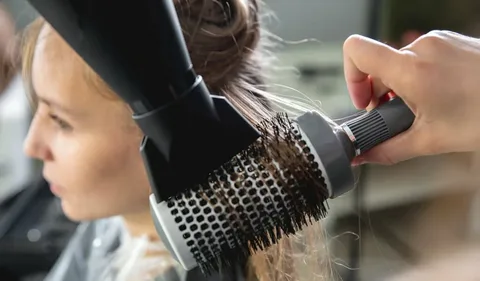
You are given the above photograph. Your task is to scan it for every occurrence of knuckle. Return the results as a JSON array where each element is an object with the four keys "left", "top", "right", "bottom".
[
  {"left": 413, "top": 30, "right": 448, "bottom": 50},
  {"left": 403, "top": 50, "right": 432, "bottom": 81},
  {"left": 426, "top": 29, "right": 447, "bottom": 37}
]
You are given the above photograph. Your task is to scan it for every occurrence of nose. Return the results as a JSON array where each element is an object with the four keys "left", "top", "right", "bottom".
[{"left": 23, "top": 115, "right": 53, "bottom": 161}]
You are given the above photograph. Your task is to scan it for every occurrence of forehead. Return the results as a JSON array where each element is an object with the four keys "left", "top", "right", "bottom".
[
  {"left": 34, "top": 25, "right": 81, "bottom": 75},
  {"left": 31, "top": 24, "right": 108, "bottom": 112}
]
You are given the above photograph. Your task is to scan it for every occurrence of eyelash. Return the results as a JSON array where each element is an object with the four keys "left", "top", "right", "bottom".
[{"left": 49, "top": 114, "right": 72, "bottom": 131}]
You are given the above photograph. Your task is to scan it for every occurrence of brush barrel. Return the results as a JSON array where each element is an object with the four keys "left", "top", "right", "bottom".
[
  {"left": 295, "top": 112, "right": 355, "bottom": 198},
  {"left": 149, "top": 113, "right": 334, "bottom": 274},
  {"left": 150, "top": 195, "right": 197, "bottom": 271},
  {"left": 341, "top": 97, "right": 415, "bottom": 156}
]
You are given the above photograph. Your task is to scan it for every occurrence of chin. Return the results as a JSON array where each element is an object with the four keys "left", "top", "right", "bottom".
[
  {"left": 60, "top": 200, "right": 112, "bottom": 222},
  {"left": 59, "top": 198, "right": 142, "bottom": 222}
]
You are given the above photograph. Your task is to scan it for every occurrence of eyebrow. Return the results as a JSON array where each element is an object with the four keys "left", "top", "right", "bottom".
[{"left": 37, "top": 95, "right": 77, "bottom": 116}]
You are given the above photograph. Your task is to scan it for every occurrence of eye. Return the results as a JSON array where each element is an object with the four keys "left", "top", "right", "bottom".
[{"left": 49, "top": 114, "right": 72, "bottom": 131}]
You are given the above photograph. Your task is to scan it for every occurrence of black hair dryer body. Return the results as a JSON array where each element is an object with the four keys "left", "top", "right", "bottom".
[{"left": 25, "top": 0, "right": 260, "bottom": 202}]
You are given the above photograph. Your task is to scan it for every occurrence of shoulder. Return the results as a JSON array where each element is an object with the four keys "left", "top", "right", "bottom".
[
  {"left": 44, "top": 217, "right": 126, "bottom": 281},
  {"left": 45, "top": 217, "right": 248, "bottom": 281}
]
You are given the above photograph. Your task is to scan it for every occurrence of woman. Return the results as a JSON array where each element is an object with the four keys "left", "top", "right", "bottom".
[{"left": 21, "top": 0, "right": 327, "bottom": 280}]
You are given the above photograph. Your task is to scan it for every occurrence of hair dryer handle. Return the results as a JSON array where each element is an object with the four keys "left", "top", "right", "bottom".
[{"left": 341, "top": 95, "right": 415, "bottom": 156}]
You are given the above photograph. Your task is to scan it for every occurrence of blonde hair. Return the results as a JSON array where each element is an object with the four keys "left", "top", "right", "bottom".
[
  {"left": 20, "top": 1, "right": 333, "bottom": 280},
  {"left": 0, "top": 3, "right": 18, "bottom": 95}
]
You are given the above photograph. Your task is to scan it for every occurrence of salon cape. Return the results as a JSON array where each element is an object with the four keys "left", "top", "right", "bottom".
[{"left": 44, "top": 217, "right": 245, "bottom": 281}]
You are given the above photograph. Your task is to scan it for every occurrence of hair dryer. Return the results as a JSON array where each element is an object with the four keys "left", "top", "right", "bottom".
[{"left": 26, "top": 0, "right": 260, "bottom": 202}]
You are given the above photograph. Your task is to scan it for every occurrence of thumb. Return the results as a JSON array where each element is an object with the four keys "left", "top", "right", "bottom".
[
  {"left": 353, "top": 124, "right": 427, "bottom": 165},
  {"left": 343, "top": 35, "right": 406, "bottom": 108}
]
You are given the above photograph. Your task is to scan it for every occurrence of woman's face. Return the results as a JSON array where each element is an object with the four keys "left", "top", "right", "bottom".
[{"left": 24, "top": 24, "right": 151, "bottom": 221}]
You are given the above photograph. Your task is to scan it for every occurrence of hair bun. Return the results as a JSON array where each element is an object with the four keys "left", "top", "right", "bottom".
[{"left": 176, "top": 0, "right": 261, "bottom": 90}]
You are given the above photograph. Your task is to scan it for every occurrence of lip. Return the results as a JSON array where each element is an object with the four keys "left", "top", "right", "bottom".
[
  {"left": 49, "top": 183, "right": 62, "bottom": 195},
  {"left": 44, "top": 176, "right": 63, "bottom": 196}
]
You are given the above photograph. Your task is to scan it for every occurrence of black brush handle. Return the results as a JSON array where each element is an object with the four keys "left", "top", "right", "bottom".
[{"left": 341, "top": 97, "right": 415, "bottom": 156}]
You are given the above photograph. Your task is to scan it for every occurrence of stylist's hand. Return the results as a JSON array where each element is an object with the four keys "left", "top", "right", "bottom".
[{"left": 343, "top": 30, "right": 480, "bottom": 165}]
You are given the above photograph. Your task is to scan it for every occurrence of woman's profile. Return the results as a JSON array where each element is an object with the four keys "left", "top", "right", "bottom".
[{"left": 20, "top": 0, "right": 328, "bottom": 280}]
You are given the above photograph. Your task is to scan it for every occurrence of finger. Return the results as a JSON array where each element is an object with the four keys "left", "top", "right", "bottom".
[
  {"left": 343, "top": 35, "right": 404, "bottom": 108},
  {"left": 370, "top": 76, "right": 391, "bottom": 98},
  {"left": 353, "top": 124, "right": 426, "bottom": 165},
  {"left": 365, "top": 76, "right": 391, "bottom": 111},
  {"left": 365, "top": 99, "right": 379, "bottom": 111}
]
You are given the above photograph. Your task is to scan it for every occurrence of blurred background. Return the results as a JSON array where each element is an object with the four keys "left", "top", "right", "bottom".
[{"left": 2, "top": 0, "right": 480, "bottom": 280}]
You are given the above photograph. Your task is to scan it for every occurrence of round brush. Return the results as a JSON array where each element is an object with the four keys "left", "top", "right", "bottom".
[{"left": 151, "top": 95, "right": 415, "bottom": 274}]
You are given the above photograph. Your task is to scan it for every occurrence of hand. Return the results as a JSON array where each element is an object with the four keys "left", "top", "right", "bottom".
[{"left": 343, "top": 30, "right": 480, "bottom": 165}]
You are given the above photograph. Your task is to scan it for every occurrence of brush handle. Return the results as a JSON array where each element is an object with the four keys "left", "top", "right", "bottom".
[{"left": 341, "top": 95, "right": 415, "bottom": 156}]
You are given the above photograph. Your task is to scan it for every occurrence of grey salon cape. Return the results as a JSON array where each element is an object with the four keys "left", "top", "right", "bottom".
[{"left": 44, "top": 217, "right": 246, "bottom": 281}]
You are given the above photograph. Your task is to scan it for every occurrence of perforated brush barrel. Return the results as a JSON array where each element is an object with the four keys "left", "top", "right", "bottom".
[
  {"left": 150, "top": 113, "right": 336, "bottom": 274},
  {"left": 150, "top": 98, "right": 414, "bottom": 275}
]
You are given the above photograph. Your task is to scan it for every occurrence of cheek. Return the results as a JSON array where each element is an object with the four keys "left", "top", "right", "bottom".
[
  {"left": 48, "top": 134, "right": 150, "bottom": 217},
  {"left": 49, "top": 136, "right": 120, "bottom": 182}
]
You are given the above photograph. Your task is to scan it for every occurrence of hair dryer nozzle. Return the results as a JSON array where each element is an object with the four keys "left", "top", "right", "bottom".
[
  {"left": 28, "top": 0, "right": 263, "bottom": 200},
  {"left": 27, "top": 0, "right": 196, "bottom": 114}
]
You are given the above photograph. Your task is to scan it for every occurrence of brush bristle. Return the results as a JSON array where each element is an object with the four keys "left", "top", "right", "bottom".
[{"left": 165, "top": 112, "right": 329, "bottom": 274}]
